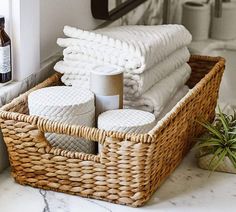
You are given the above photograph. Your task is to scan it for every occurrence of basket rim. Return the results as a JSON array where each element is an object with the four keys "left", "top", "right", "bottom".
[
  {"left": 0, "top": 55, "right": 225, "bottom": 144},
  {"left": 150, "top": 55, "right": 225, "bottom": 135}
]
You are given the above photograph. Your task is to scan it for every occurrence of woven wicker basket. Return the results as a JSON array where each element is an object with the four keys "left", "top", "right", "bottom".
[{"left": 0, "top": 55, "right": 225, "bottom": 207}]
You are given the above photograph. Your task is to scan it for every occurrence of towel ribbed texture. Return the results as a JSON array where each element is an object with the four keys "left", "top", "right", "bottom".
[
  {"left": 124, "top": 64, "right": 191, "bottom": 117},
  {"left": 55, "top": 47, "right": 190, "bottom": 98},
  {"left": 54, "top": 25, "right": 192, "bottom": 117},
  {"left": 58, "top": 25, "right": 192, "bottom": 72}
]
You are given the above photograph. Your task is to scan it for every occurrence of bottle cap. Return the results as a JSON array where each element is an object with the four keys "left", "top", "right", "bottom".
[{"left": 0, "top": 16, "right": 5, "bottom": 25}]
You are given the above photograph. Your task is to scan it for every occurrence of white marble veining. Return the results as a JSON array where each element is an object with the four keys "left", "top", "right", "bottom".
[{"left": 1, "top": 149, "right": 236, "bottom": 212}]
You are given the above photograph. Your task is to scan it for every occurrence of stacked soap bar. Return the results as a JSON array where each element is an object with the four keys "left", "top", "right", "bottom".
[
  {"left": 98, "top": 109, "right": 156, "bottom": 134},
  {"left": 28, "top": 86, "right": 96, "bottom": 153},
  {"left": 98, "top": 109, "right": 156, "bottom": 152}
]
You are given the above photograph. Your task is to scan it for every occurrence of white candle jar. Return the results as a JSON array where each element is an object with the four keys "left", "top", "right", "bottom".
[{"left": 90, "top": 65, "right": 124, "bottom": 117}]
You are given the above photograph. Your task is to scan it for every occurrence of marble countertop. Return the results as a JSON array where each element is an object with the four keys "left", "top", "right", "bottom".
[
  {"left": 188, "top": 38, "right": 236, "bottom": 55},
  {"left": 0, "top": 149, "right": 236, "bottom": 212}
]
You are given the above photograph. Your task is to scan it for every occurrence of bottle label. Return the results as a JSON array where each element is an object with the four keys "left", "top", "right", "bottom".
[
  {"left": 96, "top": 95, "right": 120, "bottom": 115},
  {"left": 0, "top": 45, "right": 11, "bottom": 74}
]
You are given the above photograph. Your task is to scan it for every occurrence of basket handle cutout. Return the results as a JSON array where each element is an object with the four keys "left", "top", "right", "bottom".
[
  {"left": 34, "top": 117, "right": 114, "bottom": 161},
  {"left": 36, "top": 117, "right": 149, "bottom": 143}
]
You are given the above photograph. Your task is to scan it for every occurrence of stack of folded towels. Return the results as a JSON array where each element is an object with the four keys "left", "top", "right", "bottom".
[{"left": 54, "top": 25, "right": 192, "bottom": 118}]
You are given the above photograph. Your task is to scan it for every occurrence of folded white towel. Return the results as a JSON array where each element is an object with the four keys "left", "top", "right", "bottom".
[
  {"left": 55, "top": 62, "right": 124, "bottom": 89},
  {"left": 54, "top": 47, "right": 190, "bottom": 97},
  {"left": 124, "top": 63, "right": 191, "bottom": 117},
  {"left": 55, "top": 58, "right": 122, "bottom": 75},
  {"left": 57, "top": 25, "right": 192, "bottom": 73},
  {"left": 124, "top": 47, "right": 190, "bottom": 98}
]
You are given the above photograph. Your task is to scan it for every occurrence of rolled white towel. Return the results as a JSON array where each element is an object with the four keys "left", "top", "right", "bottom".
[
  {"left": 58, "top": 25, "right": 192, "bottom": 72},
  {"left": 124, "top": 63, "right": 191, "bottom": 117}
]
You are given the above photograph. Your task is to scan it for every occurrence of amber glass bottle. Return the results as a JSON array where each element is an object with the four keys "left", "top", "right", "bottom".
[{"left": 0, "top": 16, "right": 12, "bottom": 83}]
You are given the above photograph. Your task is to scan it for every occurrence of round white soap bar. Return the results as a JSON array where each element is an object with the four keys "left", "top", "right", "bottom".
[
  {"left": 98, "top": 109, "right": 156, "bottom": 134},
  {"left": 28, "top": 86, "right": 94, "bottom": 117},
  {"left": 28, "top": 86, "right": 96, "bottom": 153}
]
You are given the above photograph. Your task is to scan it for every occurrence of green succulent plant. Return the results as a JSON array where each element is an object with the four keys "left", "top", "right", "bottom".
[{"left": 196, "top": 107, "right": 236, "bottom": 172}]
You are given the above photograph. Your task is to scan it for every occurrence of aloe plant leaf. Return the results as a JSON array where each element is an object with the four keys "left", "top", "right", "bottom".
[
  {"left": 228, "top": 138, "right": 236, "bottom": 145},
  {"left": 197, "top": 142, "right": 222, "bottom": 149},
  {"left": 226, "top": 147, "right": 236, "bottom": 160},
  {"left": 210, "top": 149, "right": 227, "bottom": 172},
  {"left": 196, "top": 106, "right": 236, "bottom": 173},
  {"left": 233, "top": 109, "right": 236, "bottom": 120},
  {"left": 196, "top": 137, "right": 222, "bottom": 143},
  {"left": 218, "top": 108, "right": 229, "bottom": 140},
  {"left": 227, "top": 149, "right": 236, "bottom": 169},
  {"left": 196, "top": 120, "right": 224, "bottom": 141},
  {"left": 208, "top": 147, "right": 223, "bottom": 170},
  {"left": 230, "top": 144, "right": 236, "bottom": 149},
  {"left": 227, "top": 154, "right": 236, "bottom": 169}
]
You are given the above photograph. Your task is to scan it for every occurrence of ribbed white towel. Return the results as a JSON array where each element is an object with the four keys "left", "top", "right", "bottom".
[
  {"left": 55, "top": 62, "right": 111, "bottom": 89},
  {"left": 124, "top": 63, "right": 191, "bottom": 117},
  {"left": 124, "top": 47, "right": 190, "bottom": 98},
  {"left": 54, "top": 47, "right": 190, "bottom": 97},
  {"left": 57, "top": 25, "right": 192, "bottom": 73}
]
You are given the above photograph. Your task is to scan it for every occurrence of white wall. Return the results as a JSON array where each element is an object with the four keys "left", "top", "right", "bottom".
[
  {"left": 1, "top": 0, "right": 40, "bottom": 81},
  {"left": 40, "top": 0, "right": 103, "bottom": 62},
  {"left": 2, "top": 0, "right": 103, "bottom": 79},
  {"left": 0, "top": 0, "right": 11, "bottom": 33},
  {"left": 11, "top": 0, "right": 40, "bottom": 81}
]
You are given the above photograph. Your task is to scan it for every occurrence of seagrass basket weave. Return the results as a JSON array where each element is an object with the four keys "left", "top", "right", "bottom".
[{"left": 0, "top": 55, "right": 225, "bottom": 207}]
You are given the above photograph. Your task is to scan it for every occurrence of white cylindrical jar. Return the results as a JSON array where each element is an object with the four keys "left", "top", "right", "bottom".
[
  {"left": 28, "top": 86, "right": 96, "bottom": 154},
  {"left": 97, "top": 109, "right": 156, "bottom": 152},
  {"left": 182, "top": 2, "right": 211, "bottom": 41},
  {"left": 211, "top": 1, "right": 236, "bottom": 40},
  {"left": 90, "top": 65, "right": 124, "bottom": 117}
]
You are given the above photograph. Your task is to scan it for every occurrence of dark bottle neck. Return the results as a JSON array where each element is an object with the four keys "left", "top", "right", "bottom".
[
  {"left": 0, "top": 26, "right": 5, "bottom": 32},
  {"left": 0, "top": 25, "right": 10, "bottom": 47}
]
